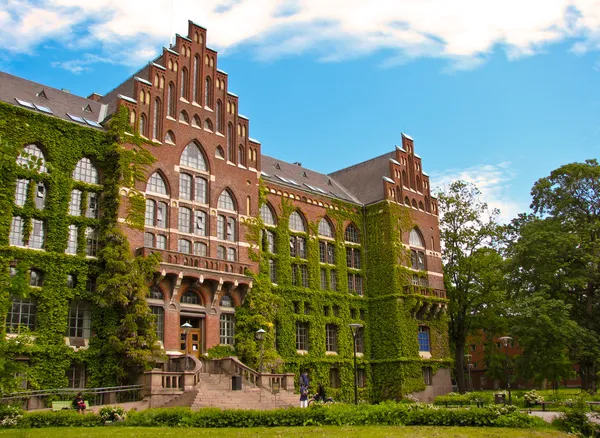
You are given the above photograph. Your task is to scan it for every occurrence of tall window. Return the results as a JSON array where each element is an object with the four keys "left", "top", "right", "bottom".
[
  {"left": 330, "top": 368, "right": 340, "bottom": 388},
  {"left": 218, "top": 190, "right": 236, "bottom": 211},
  {"left": 29, "top": 269, "right": 43, "bottom": 286},
  {"left": 195, "top": 210, "right": 207, "bottom": 236},
  {"left": 227, "top": 247, "right": 236, "bottom": 261},
  {"left": 144, "top": 232, "right": 155, "bottom": 248},
  {"left": 180, "top": 67, "right": 188, "bottom": 99},
  {"left": 7, "top": 296, "right": 37, "bottom": 333},
  {"left": 85, "top": 227, "right": 98, "bottom": 256},
  {"left": 180, "top": 142, "right": 208, "bottom": 171},
  {"left": 216, "top": 100, "right": 223, "bottom": 132},
  {"left": 423, "top": 367, "right": 433, "bottom": 386},
  {"left": 204, "top": 76, "right": 212, "bottom": 108},
  {"left": 346, "top": 247, "right": 361, "bottom": 269},
  {"left": 289, "top": 211, "right": 306, "bottom": 232},
  {"left": 217, "top": 245, "right": 226, "bottom": 259},
  {"left": 238, "top": 146, "right": 245, "bottom": 166},
  {"left": 227, "top": 123, "right": 234, "bottom": 161},
  {"left": 355, "top": 327, "right": 364, "bottom": 353},
  {"left": 18, "top": 144, "right": 47, "bottom": 172},
  {"left": 69, "top": 189, "right": 82, "bottom": 216},
  {"left": 139, "top": 113, "right": 147, "bottom": 137},
  {"left": 34, "top": 182, "right": 46, "bottom": 209},
  {"left": 300, "top": 265, "right": 308, "bottom": 287},
  {"left": 151, "top": 307, "right": 164, "bottom": 341},
  {"left": 330, "top": 271, "right": 337, "bottom": 291},
  {"left": 147, "top": 172, "right": 168, "bottom": 195},
  {"left": 66, "top": 364, "right": 86, "bottom": 388},
  {"left": 67, "top": 301, "right": 91, "bottom": 338},
  {"left": 66, "top": 225, "right": 78, "bottom": 254},
  {"left": 269, "top": 259, "right": 277, "bottom": 283},
  {"left": 73, "top": 158, "right": 99, "bottom": 184},
  {"left": 296, "top": 321, "right": 309, "bottom": 351},
  {"left": 348, "top": 274, "right": 363, "bottom": 296},
  {"left": 260, "top": 204, "right": 276, "bottom": 225},
  {"left": 345, "top": 224, "right": 360, "bottom": 243},
  {"left": 418, "top": 326, "right": 430, "bottom": 352},
  {"left": 326, "top": 324, "right": 338, "bottom": 352},
  {"left": 290, "top": 236, "right": 306, "bottom": 258},
  {"left": 167, "top": 82, "right": 175, "bottom": 117},
  {"left": 29, "top": 219, "right": 44, "bottom": 249},
  {"left": 264, "top": 230, "right": 275, "bottom": 253},
  {"left": 86, "top": 192, "right": 99, "bottom": 218},
  {"left": 9, "top": 216, "right": 24, "bottom": 246},
  {"left": 156, "top": 235, "right": 167, "bottom": 249},
  {"left": 319, "top": 241, "right": 335, "bottom": 264},
  {"left": 220, "top": 313, "right": 234, "bottom": 345},
  {"left": 193, "top": 55, "right": 199, "bottom": 102},
  {"left": 15, "top": 179, "right": 28, "bottom": 206},
  {"left": 217, "top": 215, "right": 236, "bottom": 241},
  {"left": 179, "top": 207, "right": 192, "bottom": 233},
  {"left": 180, "top": 173, "right": 192, "bottom": 200}
]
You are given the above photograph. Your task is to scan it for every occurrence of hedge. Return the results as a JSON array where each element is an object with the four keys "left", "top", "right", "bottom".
[
  {"left": 3, "top": 403, "right": 545, "bottom": 429},
  {"left": 434, "top": 392, "right": 494, "bottom": 406}
]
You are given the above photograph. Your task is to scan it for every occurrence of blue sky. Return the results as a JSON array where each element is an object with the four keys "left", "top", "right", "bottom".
[{"left": 1, "top": 0, "right": 600, "bottom": 221}]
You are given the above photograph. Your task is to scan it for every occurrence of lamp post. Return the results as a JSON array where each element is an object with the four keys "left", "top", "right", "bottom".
[
  {"left": 349, "top": 323, "right": 363, "bottom": 406},
  {"left": 464, "top": 354, "right": 473, "bottom": 392},
  {"left": 498, "top": 336, "right": 513, "bottom": 405},
  {"left": 255, "top": 328, "right": 266, "bottom": 374},
  {"left": 181, "top": 322, "right": 192, "bottom": 370}
]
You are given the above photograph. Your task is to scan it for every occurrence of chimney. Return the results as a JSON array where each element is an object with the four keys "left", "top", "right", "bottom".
[
  {"left": 293, "top": 162, "right": 302, "bottom": 166},
  {"left": 87, "top": 93, "right": 103, "bottom": 102}
]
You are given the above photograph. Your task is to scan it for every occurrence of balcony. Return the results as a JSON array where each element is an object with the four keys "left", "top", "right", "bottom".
[
  {"left": 405, "top": 285, "right": 446, "bottom": 299},
  {"left": 137, "top": 247, "right": 252, "bottom": 277}
]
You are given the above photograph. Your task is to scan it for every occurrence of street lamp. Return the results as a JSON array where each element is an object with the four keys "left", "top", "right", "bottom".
[
  {"left": 181, "top": 322, "right": 192, "bottom": 370},
  {"left": 255, "top": 328, "right": 266, "bottom": 373},
  {"left": 464, "top": 354, "right": 473, "bottom": 392},
  {"left": 498, "top": 336, "right": 513, "bottom": 405},
  {"left": 349, "top": 323, "right": 363, "bottom": 406}
]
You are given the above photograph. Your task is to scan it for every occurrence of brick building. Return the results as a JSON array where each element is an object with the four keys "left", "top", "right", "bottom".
[{"left": 0, "top": 21, "right": 451, "bottom": 401}]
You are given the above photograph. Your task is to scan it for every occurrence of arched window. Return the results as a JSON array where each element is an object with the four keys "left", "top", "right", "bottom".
[
  {"left": 412, "top": 199, "right": 418, "bottom": 209},
  {"left": 194, "top": 241, "right": 207, "bottom": 256},
  {"left": 152, "top": 98, "right": 161, "bottom": 140},
  {"left": 181, "top": 290, "right": 201, "bottom": 305},
  {"left": 218, "top": 190, "right": 236, "bottom": 211},
  {"left": 149, "top": 286, "right": 163, "bottom": 300},
  {"left": 260, "top": 203, "right": 276, "bottom": 225},
  {"left": 204, "top": 76, "right": 212, "bottom": 108},
  {"left": 404, "top": 196, "right": 410, "bottom": 205},
  {"left": 238, "top": 145, "right": 245, "bottom": 166},
  {"left": 180, "top": 142, "right": 208, "bottom": 171},
  {"left": 165, "top": 130, "right": 175, "bottom": 144},
  {"left": 167, "top": 82, "right": 175, "bottom": 117},
  {"left": 418, "top": 201, "right": 424, "bottom": 210},
  {"left": 216, "top": 100, "right": 223, "bottom": 132},
  {"left": 216, "top": 146, "right": 225, "bottom": 159},
  {"left": 227, "top": 123, "right": 234, "bottom": 161},
  {"left": 180, "top": 67, "right": 188, "bottom": 99},
  {"left": 192, "top": 114, "right": 201, "bottom": 128},
  {"left": 193, "top": 55, "right": 199, "bottom": 102},
  {"left": 318, "top": 217, "right": 334, "bottom": 237},
  {"left": 147, "top": 172, "right": 168, "bottom": 195},
  {"left": 18, "top": 144, "right": 47, "bottom": 172},
  {"left": 217, "top": 245, "right": 226, "bottom": 260},
  {"left": 178, "top": 238, "right": 191, "bottom": 253},
  {"left": 179, "top": 110, "right": 189, "bottom": 124},
  {"left": 220, "top": 295, "right": 233, "bottom": 307},
  {"left": 409, "top": 228, "right": 425, "bottom": 248},
  {"left": 204, "top": 119, "right": 213, "bottom": 131},
  {"left": 73, "top": 158, "right": 99, "bottom": 184},
  {"left": 289, "top": 211, "right": 306, "bottom": 232},
  {"left": 139, "top": 113, "right": 147, "bottom": 137},
  {"left": 344, "top": 224, "right": 360, "bottom": 243}
]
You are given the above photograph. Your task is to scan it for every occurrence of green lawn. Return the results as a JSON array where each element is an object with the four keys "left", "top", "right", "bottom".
[{"left": 0, "top": 427, "right": 569, "bottom": 438}]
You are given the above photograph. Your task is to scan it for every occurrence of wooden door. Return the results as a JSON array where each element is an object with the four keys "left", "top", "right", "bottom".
[{"left": 180, "top": 328, "right": 202, "bottom": 358}]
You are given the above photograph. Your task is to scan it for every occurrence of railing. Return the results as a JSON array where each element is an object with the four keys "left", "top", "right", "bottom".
[
  {"left": 144, "top": 354, "right": 203, "bottom": 395},
  {"left": 137, "top": 247, "right": 251, "bottom": 276},
  {"left": 206, "top": 356, "right": 294, "bottom": 393},
  {"left": 0, "top": 385, "right": 144, "bottom": 410},
  {"left": 405, "top": 285, "right": 447, "bottom": 299}
]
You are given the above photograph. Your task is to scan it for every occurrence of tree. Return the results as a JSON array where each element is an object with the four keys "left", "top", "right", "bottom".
[
  {"left": 507, "top": 159, "right": 600, "bottom": 392},
  {"left": 438, "top": 181, "right": 505, "bottom": 393}
]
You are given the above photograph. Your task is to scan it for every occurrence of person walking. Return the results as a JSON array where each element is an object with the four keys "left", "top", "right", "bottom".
[{"left": 299, "top": 383, "right": 309, "bottom": 408}]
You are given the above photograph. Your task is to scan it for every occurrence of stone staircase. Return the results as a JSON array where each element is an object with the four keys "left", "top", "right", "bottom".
[{"left": 191, "top": 372, "right": 299, "bottom": 410}]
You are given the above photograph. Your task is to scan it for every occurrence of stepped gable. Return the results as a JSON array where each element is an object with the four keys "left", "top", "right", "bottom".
[
  {"left": 0, "top": 71, "right": 107, "bottom": 128},
  {"left": 261, "top": 155, "right": 361, "bottom": 204},
  {"left": 329, "top": 150, "right": 395, "bottom": 205}
]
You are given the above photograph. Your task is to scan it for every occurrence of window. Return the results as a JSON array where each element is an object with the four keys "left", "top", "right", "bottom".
[
  {"left": 217, "top": 245, "right": 226, "bottom": 260},
  {"left": 204, "top": 119, "right": 213, "bottom": 131},
  {"left": 67, "top": 301, "right": 91, "bottom": 338},
  {"left": 289, "top": 211, "right": 306, "bottom": 232},
  {"left": 167, "top": 82, "right": 175, "bottom": 117},
  {"left": 300, "top": 265, "right": 308, "bottom": 287},
  {"left": 418, "top": 326, "right": 430, "bottom": 352},
  {"left": 291, "top": 264, "right": 298, "bottom": 286},
  {"left": 180, "top": 143, "right": 208, "bottom": 172},
  {"left": 193, "top": 56, "right": 199, "bottom": 102},
  {"left": 355, "top": 327, "right": 364, "bottom": 353},
  {"left": 346, "top": 247, "right": 361, "bottom": 269},
  {"left": 330, "top": 368, "right": 340, "bottom": 388},
  {"left": 66, "top": 274, "right": 76, "bottom": 289},
  {"left": 320, "top": 269, "right": 327, "bottom": 290},
  {"left": 290, "top": 236, "right": 306, "bottom": 258},
  {"left": 330, "top": 271, "right": 337, "bottom": 291},
  {"left": 238, "top": 145, "right": 245, "bottom": 166},
  {"left": 86, "top": 192, "right": 99, "bottom": 218},
  {"left": 326, "top": 324, "right": 338, "bottom": 352},
  {"left": 147, "top": 172, "right": 168, "bottom": 195},
  {"left": 73, "top": 158, "right": 99, "bottom": 184},
  {"left": 264, "top": 230, "right": 275, "bottom": 253},
  {"left": 218, "top": 190, "right": 236, "bottom": 211},
  {"left": 345, "top": 224, "right": 360, "bottom": 243},
  {"left": 180, "top": 174, "right": 192, "bottom": 200},
  {"left": 29, "top": 219, "right": 44, "bottom": 249},
  {"left": 411, "top": 250, "right": 426, "bottom": 270},
  {"left": 194, "top": 242, "right": 207, "bottom": 256},
  {"left": 9, "top": 216, "right": 24, "bottom": 246},
  {"left": 66, "top": 225, "right": 78, "bottom": 254},
  {"left": 221, "top": 295, "right": 233, "bottom": 307},
  {"left": 348, "top": 273, "right": 363, "bottom": 296},
  {"left": 18, "top": 144, "right": 47, "bottom": 172},
  {"left": 34, "top": 182, "right": 46, "bottom": 208},
  {"left": 195, "top": 177, "right": 207, "bottom": 203},
  {"left": 269, "top": 259, "right": 277, "bottom": 283},
  {"left": 7, "top": 296, "right": 36, "bottom": 332},
  {"left": 179, "top": 111, "right": 189, "bottom": 124},
  {"left": 87, "top": 276, "right": 97, "bottom": 294},
  {"left": 319, "top": 241, "right": 335, "bottom": 264},
  {"left": 181, "top": 67, "right": 188, "bottom": 98},
  {"left": 151, "top": 306, "right": 164, "bottom": 341},
  {"left": 15, "top": 179, "right": 28, "bottom": 206},
  {"left": 181, "top": 290, "right": 201, "bottom": 305},
  {"left": 178, "top": 239, "right": 191, "bottom": 254},
  {"left": 195, "top": 210, "right": 207, "bottom": 236},
  {"left": 260, "top": 204, "right": 276, "bottom": 225},
  {"left": 165, "top": 130, "right": 175, "bottom": 144},
  {"left": 296, "top": 321, "right": 309, "bottom": 351},
  {"left": 423, "top": 367, "right": 433, "bottom": 386},
  {"left": 220, "top": 313, "right": 234, "bottom": 345},
  {"left": 204, "top": 76, "right": 212, "bottom": 108},
  {"left": 227, "top": 123, "right": 234, "bottom": 161},
  {"left": 216, "top": 100, "right": 223, "bottom": 132},
  {"left": 216, "top": 146, "right": 225, "bottom": 159},
  {"left": 357, "top": 368, "right": 366, "bottom": 388},
  {"left": 318, "top": 218, "right": 333, "bottom": 238},
  {"left": 66, "top": 364, "right": 86, "bottom": 389},
  {"left": 304, "top": 302, "right": 311, "bottom": 315},
  {"left": 227, "top": 247, "right": 236, "bottom": 261},
  {"left": 217, "top": 215, "right": 236, "bottom": 241},
  {"left": 69, "top": 189, "right": 82, "bottom": 216},
  {"left": 144, "top": 232, "right": 155, "bottom": 247},
  {"left": 85, "top": 227, "right": 98, "bottom": 256},
  {"left": 156, "top": 235, "right": 167, "bottom": 249},
  {"left": 179, "top": 207, "right": 192, "bottom": 233},
  {"left": 29, "top": 269, "right": 43, "bottom": 286},
  {"left": 149, "top": 286, "right": 163, "bottom": 300},
  {"left": 153, "top": 98, "right": 161, "bottom": 139},
  {"left": 139, "top": 113, "right": 147, "bottom": 136},
  {"left": 409, "top": 228, "right": 425, "bottom": 248}
]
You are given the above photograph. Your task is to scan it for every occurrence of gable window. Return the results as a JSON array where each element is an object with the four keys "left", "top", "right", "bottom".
[
  {"left": 296, "top": 321, "right": 309, "bottom": 351},
  {"left": 418, "top": 326, "right": 430, "bottom": 352},
  {"left": 204, "top": 76, "right": 212, "bottom": 108},
  {"left": 7, "top": 296, "right": 37, "bottom": 333},
  {"left": 153, "top": 97, "right": 161, "bottom": 140},
  {"left": 167, "top": 82, "right": 175, "bottom": 117},
  {"left": 325, "top": 324, "right": 338, "bottom": 352},
  {"left": 67, "top": 301, "right": 91, "bottom": 339},
  {"left": 220, "top": 313, "right": 234, "bottom": 345},
  {"left": 216, "top": 100, "right": 223, "bottom": 132}
]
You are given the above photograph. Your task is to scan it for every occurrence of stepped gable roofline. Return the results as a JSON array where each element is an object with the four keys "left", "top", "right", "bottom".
[
  {"left": 401, "top": 132, "right": 413, "bottom": 141},
  {"left": 176, "top": 33, "right": 192, "bottom": 42},
  {"left": 261, "top": 155, "right": 361, "bottom": 205},
  {"left": 248, "top": 137, "right": 261, "bottom": 144},
  {"left": 134, "top": 76, "right": 152, "bottom": 86},
  {"left": 99, "top": 63, "right": 151, "bottom": 120},
  {"left": 0, "top": 71, "right": 106, "bottom": 129},
  {"left": 228, "top": 91, "right": 239, "bottom": 98},
  {"left": 239, "top": 114, "right": 249, "bottom": 120},
  {"left": 189, "top": 19, "right": 207, "bottom": 31},
  {"left": 217, "top": 69, "right": 228, "bottom": 75}
]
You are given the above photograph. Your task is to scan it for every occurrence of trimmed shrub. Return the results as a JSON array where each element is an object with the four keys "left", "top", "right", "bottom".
[
  {"left": 17, "top": 410, "right": 103, "bottom": 428},
  {"left": 0, "top": 405, "right": 23, "bottom": 427}
]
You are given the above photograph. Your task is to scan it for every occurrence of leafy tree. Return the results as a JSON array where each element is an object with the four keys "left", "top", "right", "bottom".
[{"left": 438, "top": 181, "right": 505, "bottom": 393}]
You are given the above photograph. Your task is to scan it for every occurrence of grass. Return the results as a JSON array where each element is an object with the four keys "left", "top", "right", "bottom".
[{"left": 0, "top": 426, "right": 569, "bottom": 438}]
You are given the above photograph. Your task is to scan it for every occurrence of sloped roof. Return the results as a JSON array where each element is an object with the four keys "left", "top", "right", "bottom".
[
  {"left": 0, "top": 71, "right": 107, "bottom": 129},
  {"left": 261, "top": 155, "right": 361, "bottom": 204}
]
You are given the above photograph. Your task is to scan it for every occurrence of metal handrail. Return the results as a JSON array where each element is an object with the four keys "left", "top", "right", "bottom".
[{"left": 1, "top": 385, "right": 144, "bottom": 402}]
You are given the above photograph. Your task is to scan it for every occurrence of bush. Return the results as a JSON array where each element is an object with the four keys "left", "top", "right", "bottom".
[
  {"left": 434, "top": 392, "right": 493, "bottom": 406},
  {"left": 560, "top": 395, "right": 600, "bottom": 437},
  {"left": 18, "top": 410, "right": 103, "bottom": 428},
  {"left": 99, "top": 405, "right": 126, "bottom": 424},
  {"left": 523, "top": 390, "right": 544, "bottom": 407},
  {"left": 0, "top": 404, "right": 23, "bottom": 427}
]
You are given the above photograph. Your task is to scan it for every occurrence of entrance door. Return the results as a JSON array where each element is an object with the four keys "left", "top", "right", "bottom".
[{"left": 180, "top": 317, "right": 202, "bottom": 358}]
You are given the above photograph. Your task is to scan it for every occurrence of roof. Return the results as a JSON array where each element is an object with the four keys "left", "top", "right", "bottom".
[
  {"left": 261, "top": 155, "right": 361, "bottom": 204},
  {"left": 99, "top": 63, "right": 150, "bottom": 119},
  {"left": 329, "top": 152, "right": 394, "bottom": 204},
  {"left": 0, "top": 71, "right": 107, "bottom": 129}
]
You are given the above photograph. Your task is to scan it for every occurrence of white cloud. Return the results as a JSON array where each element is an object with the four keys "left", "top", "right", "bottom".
[
  {"left": 430, "top": 162, "right": 525, "bottom": 222},
  {"left": 1, "top": 0, "right": 600, "bottom": 70}
]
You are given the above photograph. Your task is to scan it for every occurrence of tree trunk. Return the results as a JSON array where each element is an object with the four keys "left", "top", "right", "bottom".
[{"left": 454, "top": 342, "right": 467, "bottom": 393}]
